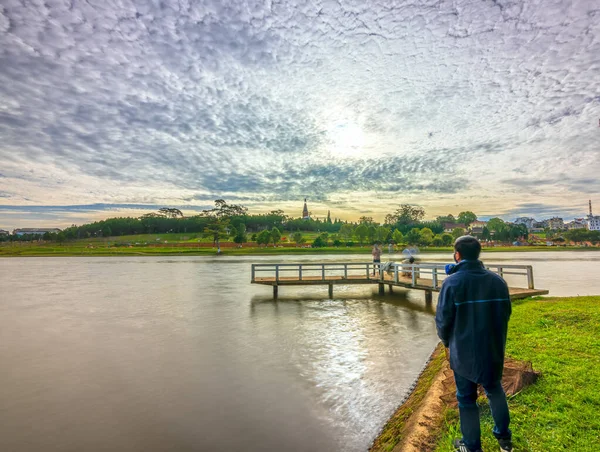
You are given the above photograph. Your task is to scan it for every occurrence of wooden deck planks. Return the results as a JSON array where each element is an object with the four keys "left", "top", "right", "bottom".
[
  {"left": 508, "top": 287, "right": 549, "bottom": 299},
  {"left": 253, "top": 275, "right": 548, "bottom": 299}
]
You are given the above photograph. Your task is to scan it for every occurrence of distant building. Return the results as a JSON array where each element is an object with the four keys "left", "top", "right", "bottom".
[
  {"left": 530, "top": 221, "right": 545, "bottom": 233},
  {"left": 443, "top": 222, "right": 466, "bottom": 233},
  {"left": 546, "top": 217, "right": 564, "bottom": 230},
  {"left": 588, "top": 200, "right": 600, "bottom": 231},
  {"left": 0, "top": 229, "right": 9, "bottom": 236},
  {"left": 514, "top": 217, "right": 536, "bottom": 230},
  {"left": 13, "top": 228, "right": 62, "bottom": 236},
  {"left": 301, "top": 198, "right": 310, "bottom": 220},
  {"left": 566, "top": 219, "right": 587, "bottom": 230},
  {"left": 469, "top": 220, "right": 487, "bottom": 236}
]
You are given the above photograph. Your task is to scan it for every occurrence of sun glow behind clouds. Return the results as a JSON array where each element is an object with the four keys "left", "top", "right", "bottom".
[{"left": 327, "top": 121, "right": 367, "bottom": 159}]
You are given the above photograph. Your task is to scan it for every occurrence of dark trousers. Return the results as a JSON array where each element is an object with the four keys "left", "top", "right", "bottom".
[
  {"left": 372, "top": 259, "right": 380, "bottom": 275},
  {"left": 454, "top": 372, "right": 512, "bottom": 451}
]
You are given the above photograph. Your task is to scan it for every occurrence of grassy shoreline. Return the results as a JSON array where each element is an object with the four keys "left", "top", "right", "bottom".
[
  {"left": 435, "top": 296, "right": 600, "bottom": 451},
  {"left": 1, "top": 244, "right": 598, "bottom": 257},
  {"left": 370, "top": 344, "right": 447, "bottom": 452},
  {"left": 371, "top": 296, "right": 600, "bottom": 452}
]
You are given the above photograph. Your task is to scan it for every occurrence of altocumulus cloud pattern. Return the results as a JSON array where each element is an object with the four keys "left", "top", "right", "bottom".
[{"left": 0, "top": 0, "right": 599, "bottom": 223}]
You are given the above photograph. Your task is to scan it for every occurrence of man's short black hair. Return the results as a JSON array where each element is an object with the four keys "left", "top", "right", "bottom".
[{"left": 454, "top": 235, "right": 481, "bottom": 260}]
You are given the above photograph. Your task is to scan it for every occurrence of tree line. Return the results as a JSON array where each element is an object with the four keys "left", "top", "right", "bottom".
[
  {"left": 552, "top": 228, "right": 600, "bottom": 244},
  {"left": 5, "top": 200, "right": 573, "bottom": 246}
]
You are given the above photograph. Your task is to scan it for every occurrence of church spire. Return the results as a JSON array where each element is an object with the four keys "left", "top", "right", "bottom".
[{"left": 302, "top": 198, "right": 309, "bottom": 219}]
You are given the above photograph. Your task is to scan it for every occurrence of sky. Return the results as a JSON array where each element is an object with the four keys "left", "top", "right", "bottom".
[{"left": 0, "top": 0, "right": 599, "bottom": 230}]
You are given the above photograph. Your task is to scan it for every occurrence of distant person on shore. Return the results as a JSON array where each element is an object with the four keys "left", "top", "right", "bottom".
[
  {"left": 436, "top": 236, "right": 513, "bottom": 452},
  {"left": 371, "top": 243, "right": 382, "bottom": 276},
  {"left": 388, "top": 242, "right": 394, "bottom": 255}
]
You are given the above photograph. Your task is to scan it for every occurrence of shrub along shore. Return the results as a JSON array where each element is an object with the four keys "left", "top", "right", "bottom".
[{"left": 372, "top": 296, "right": 600, "bottom": 452}]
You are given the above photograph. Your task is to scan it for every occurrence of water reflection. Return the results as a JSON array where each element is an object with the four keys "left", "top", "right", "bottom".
[
  {"left": 250, "top": 289, "right": 435, "bottom": 317},
  {"left": 248, "top": 290, "right": 438, "bottom": 450}
]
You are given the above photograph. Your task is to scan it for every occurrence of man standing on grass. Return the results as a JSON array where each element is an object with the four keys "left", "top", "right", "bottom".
[{"left": 436, "top": 236, "right": 513, "bottom": 452}]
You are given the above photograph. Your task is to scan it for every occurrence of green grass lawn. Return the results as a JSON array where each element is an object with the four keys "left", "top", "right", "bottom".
[
  {"left": 1, "top": 243, "right": 595, "bottom": 257},
  {"left": 77, "top": 233, "right": 210, "bottom": 243},
  {"left": 435, "top": 296, "right": 600, "bottom": 452},
  {"left": 0, "top": 243, "right": 377, "bottom": 257},
  {"left": 1, "top": 233, "right": 597, "bottom": 257}
]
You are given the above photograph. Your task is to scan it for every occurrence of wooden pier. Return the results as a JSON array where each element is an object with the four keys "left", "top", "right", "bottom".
[{"left": 251, "top": 262, "right": 549, "bottom": 301}]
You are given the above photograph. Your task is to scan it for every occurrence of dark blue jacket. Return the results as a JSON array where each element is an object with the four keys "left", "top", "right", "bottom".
[{"left": 435, "top": 260, "right": 511, "bottom": 385}]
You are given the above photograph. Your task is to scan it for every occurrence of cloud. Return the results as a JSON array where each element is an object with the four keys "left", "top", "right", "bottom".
[
  {"left": 0, "top": 0, "right": 599, "bottom": 228},
  {"left": 499, "top": 202, "right": 588, "bottom": 221},
  {"left": 0, "top": 203, "right": 211, "bottom": 230},
  {"left": 0, "top": 203, "right": 206, "bottom": 213},
  {"left": 501, "top": 175, "right": 600, "bottom": 195}
]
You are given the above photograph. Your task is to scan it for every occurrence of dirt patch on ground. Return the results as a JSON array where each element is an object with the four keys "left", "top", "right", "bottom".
[
  {"left": 369, "top": 345, "right": 446, "bottom": 452},
  {"left": 440, "top": 358, "right": 540, "bottom": 408},
  {"left": 392, "top": 356, "right": 451, "bottom": 452}
]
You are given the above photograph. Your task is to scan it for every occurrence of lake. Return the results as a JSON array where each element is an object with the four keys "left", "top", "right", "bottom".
[{"left": 1, "top": 251, "right": 599, "bottom": 451}]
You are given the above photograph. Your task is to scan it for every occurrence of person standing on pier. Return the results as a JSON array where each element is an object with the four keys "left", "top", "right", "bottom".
[
  {"left": 371, "top": 242, "right": 382, "bottom": 276},
  {"left": 435, "top": 236, "right": 513, "bottom": 452}
]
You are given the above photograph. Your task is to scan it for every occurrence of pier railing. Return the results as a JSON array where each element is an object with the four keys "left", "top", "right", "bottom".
[
  {"left": 384, "top": 262, "right": 535, "bottom": 290},
  {"left": 251, "top": 262, "right": 536, "bottom": 290},
  {"left": 251, "top": 262, "right": 382, "bottom": 282}
]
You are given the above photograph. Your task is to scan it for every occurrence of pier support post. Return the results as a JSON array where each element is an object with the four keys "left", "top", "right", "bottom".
[
  {"left": 378, "top": 283, "right": 385, "bottom": 295},
  {"left": 425, "top": 290, "right": 433, "bottom": 304},
  {"left": 273, "top": 285, "right": 278, "bottom": 299},
  {"left": 388, "top": 285, "right": 394, "bottom": 293},
  {"left": 328, "top": 284, "right": 333, "bottom": 299},
  {"left": 526, "top": 266, "right": 535, "bottom": 289}
]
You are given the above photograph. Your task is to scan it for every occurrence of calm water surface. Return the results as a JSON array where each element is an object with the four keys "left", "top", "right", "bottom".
[{"left": 0, "top": 251, "right": 598, "bottom": 451}]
